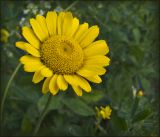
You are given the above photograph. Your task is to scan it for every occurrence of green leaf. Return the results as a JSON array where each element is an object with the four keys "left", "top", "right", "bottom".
[
  {"left": 132, "top": 28, "right": 141, "bottom": 43},
  {"left": 111, "top": 110, "right": 128, "bottom": 131},
  {"left": 62, "top": 98, "right": 95, "bottom": 116},
  {"left": 21, "top": 116, "right": 32, "bottom": 133},
  {"left": 132, "top": 109, "right": 151, "bottom": 123},
  {"left": 68, "top": 124, "right": 83, "bottom": 136},
  {"left": 37, "top": 93, "right": 62, "bottom": 113},
  {"left": 81, "top": 90, "right": 105, "bottom": 103},
  {"left": 131, "top": 97, "right": 140, "bottom": 117}
]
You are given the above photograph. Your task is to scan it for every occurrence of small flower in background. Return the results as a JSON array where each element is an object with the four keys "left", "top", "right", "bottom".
[
  {"left": 96, "top": 105, "right": 112, "bottom": 120},
  {"left": 132, "top": 85, "right": 145, "bottom": 98},
  {"left": 54, "top": 6, "right": 64, "bottom": 12},
  {"left": 132, "top": 85, "right": 137, "bottom": 98},
  {"left": 5, "top": 49, "right": 14, "bottom": 58},
  {"left": 44, "top": 1, "right": 51, "bottom": 9},
  {"left": 0, "top": 28, "right": 10, "bottom": 43},
  {"left": 97, "top": 3, "right": 103, "bottom": 9},
  {"left": 132, "top": 76, "right": 145, "bottom": 98},
  {"left": 25, "top": 3, "right": 38, "bottom": 15},
  {"left": 32, "top": 7, "right": 38, "bottom": 15},
  {"left": 39, "top": 9, "right": 45, "bottom": 15},
  {"left": 23, "top": 9, "right": 30, "bottom": 15},
  {"left": 19, "top": 17, "right": 26, "bottom": 26},
  {"left": 20, "top": 1, "right": 52, "bottom": 27},
  {"left": 137, "top": 90, "right": 144, "bottom": 97}
]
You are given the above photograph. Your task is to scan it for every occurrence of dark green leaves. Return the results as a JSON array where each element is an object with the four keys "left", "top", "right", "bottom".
[
  {"left": 21, "top": 116, "right": 32, "bottom": 133},
  {"left": 132, "top": 109, "right": 151, "bottom": 123},
  {"left": 81, "top": 90, "right": 105, "bottom": 103},
  {"left": 110, "top": 110, "right": 128, "bottom": 132},
  {"left": 38, "top": 94, "right": 95, "bottom": 117},
  {"left": 37, "top": 93, "right": 62, "bottom": 113},
  {"left": 62, "top": 98, "right": 95, "bottom": 116},
  {"left": 132, "top": 28, "right": 141, "bottom": 44}
]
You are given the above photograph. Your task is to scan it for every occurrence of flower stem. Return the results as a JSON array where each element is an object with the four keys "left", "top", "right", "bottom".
[
  {"left": 64, "top": 0, "right": 79, "bottom": 11},
  {"left": 33, "top": 93, "right": 52, "bottom": 136},
  {"left": 97, "top": 124, "right": 107, "bottom": 135},
  {"left": 0, "top": 62, "right": 22, "bottom": 123}
]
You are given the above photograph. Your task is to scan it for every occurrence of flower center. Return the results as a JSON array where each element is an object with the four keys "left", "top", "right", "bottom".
[{"left": 40, "top": 35, "right": 84, "bottom": 74}]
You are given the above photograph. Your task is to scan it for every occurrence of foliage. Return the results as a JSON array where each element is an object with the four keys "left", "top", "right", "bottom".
[{"left": 0, "top": 0, "right": 159, "bottom": 136}]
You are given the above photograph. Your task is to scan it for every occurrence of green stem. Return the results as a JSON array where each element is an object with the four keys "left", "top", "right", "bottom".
[
  {"left": 33, "top": 93, "right": 52, "bottom": 136},
  {"left": 130, "top": 97, "right": 139, "bottom": 118},
  {"left": 64, "top": 0, "right": 79, "bottom": 11},
  {"left": 98, "top": 124, "right": 107, "bottom": 135},
  {"left": 94, "top": 119, "right": 107, "bottom": 135},
  {"left": 95, "top": 122, "right": 107, "bottom": 135},
  {"left": 0, "top": 62, "right": 22, "bottom": 123}
]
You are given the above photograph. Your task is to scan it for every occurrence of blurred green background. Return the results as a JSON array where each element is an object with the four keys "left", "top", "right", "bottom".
[{"left": 0, "top": 0, "right": 159, "bottom": 136}]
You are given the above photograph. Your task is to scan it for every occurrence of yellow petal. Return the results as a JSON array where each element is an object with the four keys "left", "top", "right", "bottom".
[
  {"left": 83, "top": 40, "right": 109, "bottom": 57},
  {"left": 74, "top": 23, "right": 88, "bottom": 41},
  {"left": 15, "top": 41, "right": 27, "bottom": 51},
  {"left": 85, "top": 75, "right": 102, "bottom": 83},
  {"left": 77, "top": 65, "right": 106, "bottom": 77},
  {"left": 46, "top": 11, "right": 57, "bottom": 36},
  {"left": 62, "top": 12, "right": 73, "bottom": 35},
  {"left": 22, "top": 26, "right": 40, "bottom": 49},
  {"left": 82, "top": 65, "right": 106, "bottom": 75},
  {"left": 76, "top": 69, "right": 96, "bottom": 77},
  {"left": 23, "top": 64, "right": 44, "bottom": 72},
  {"left": 57, "top": 75, "right": 68, "bottom": 91},
  {"left": 84, "top": 55, "right": 110, "bottom": 67},
  {"left": 41, "top": 67, "right": 53, "bottom": 77},
  {"left": 74, "top": 75, "right": 91, "bottom": 92},
  {"left": 30, "top": 18, "right": 47, "bottom": 42},
  {"left": 100, "top": 110, "right": 106, "bottom": 119},
  {"left": 57, "top": 12, "right": 65, "bottom": 35},
  {"left": 42, "top": 77, "right": 52, "bottom": 94},
  {"left": 36, "top": 15, "right": 49, "bottom": 38},
  {"left": 20, "top": 55, "right": 41, "bottom": 64},
  {"left": 21, "top": 55, "right": 43, "bottom": 72},
  {"left": 25, "top": 43, "right": 41, "bottom": 57},
  {"left": 68, "top": 18, "right": 79, "bottom": 37},
  {"left": 49, "top": 74, "right": 59, "bottom": 95},
  {"left": 63, "top": 75, "right": 77, "bottom": 85},
  {"left": 79, "top": 25, "right": 99, "bottom": 48},
  {"left": 72, "top": 85, "right": 82, "bottom": 96},
  {"left": 32, "top": 69, "right": 44, "bottom": 83}
]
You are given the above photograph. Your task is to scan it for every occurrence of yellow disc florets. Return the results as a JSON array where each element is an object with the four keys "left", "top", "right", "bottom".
[{"left": 40, "top": 35, "right": 84, "bottom": 74}]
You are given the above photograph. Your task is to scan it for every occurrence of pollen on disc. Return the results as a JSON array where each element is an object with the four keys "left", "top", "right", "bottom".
[{"left": 40, "top": 35, "right": 84, "bottom": 74}]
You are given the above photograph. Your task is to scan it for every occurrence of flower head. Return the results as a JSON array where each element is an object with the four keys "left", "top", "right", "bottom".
[
  {"left": 15, "top": 11, "right": 110, "bottom": 96},
  {"left": 96, "top": 105, "right": 112, "bottom": 120},
  {"left": 1, "top": 28, "right": 9, "bottom": 43},
  {"left": 137, "top": 90, "right": 144, "bottom": 97}
]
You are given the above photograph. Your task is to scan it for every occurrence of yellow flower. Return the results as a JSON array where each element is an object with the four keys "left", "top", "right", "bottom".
[
  {"left": 96, "top": 106, "right": 112, "bottom": 120},
  {"left": 1, "top": 28, "right": 9, "bottom": 43},
  {"left": 137, "top": 90, "right": 144, "bottom": 97},
  {"left": 15, "top": 11, "right": 110, "bottom": 96}
]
